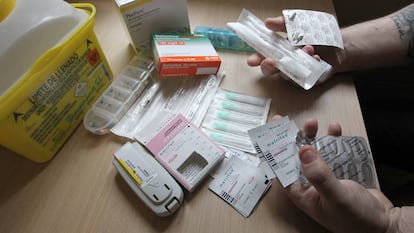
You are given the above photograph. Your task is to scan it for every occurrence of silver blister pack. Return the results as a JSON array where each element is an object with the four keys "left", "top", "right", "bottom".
[{"left": 296, "top": 132, "right": 379, "bottom": 188}]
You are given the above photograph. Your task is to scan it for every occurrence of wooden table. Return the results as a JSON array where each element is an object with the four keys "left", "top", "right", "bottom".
[{"left": 0, "top": 0, "right": 369, "bottom": 232}]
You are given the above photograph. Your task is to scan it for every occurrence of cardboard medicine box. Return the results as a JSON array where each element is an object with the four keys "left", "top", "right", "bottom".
[
  {"left": 114, "top": 0, "right": 190, "bottom": 51},
  {"left": 152, "top": 34, "right": 222, "bottom": 77}
]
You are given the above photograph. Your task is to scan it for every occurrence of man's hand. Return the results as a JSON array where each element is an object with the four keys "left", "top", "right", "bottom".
[
  {"left": 272, "top": 115, "right": 396, "bottom": 233},
  {"left": 247, "top": 16, "right": 344, "bottom": 81}
]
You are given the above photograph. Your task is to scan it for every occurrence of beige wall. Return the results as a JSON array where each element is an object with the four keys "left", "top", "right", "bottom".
[{"left": 333, "top": 0, "right": 413, "bottom": 26}]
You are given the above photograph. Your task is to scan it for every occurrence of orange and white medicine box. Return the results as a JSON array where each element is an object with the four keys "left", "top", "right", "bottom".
[{"left": 152, "top": 34, "right": 221, "bottom": 77}]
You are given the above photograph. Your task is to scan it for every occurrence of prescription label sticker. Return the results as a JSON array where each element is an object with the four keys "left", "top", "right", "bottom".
[
  {"left": 282, "top": 9, "right": 344, "bottom": 49},
  {"left": 209, "top": 156, "right": 271, "bottom": 217}
]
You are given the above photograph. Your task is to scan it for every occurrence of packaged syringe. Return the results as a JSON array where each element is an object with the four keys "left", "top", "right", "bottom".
[{"left": 227, "top": 9, "right": 333, "bottom": 90}]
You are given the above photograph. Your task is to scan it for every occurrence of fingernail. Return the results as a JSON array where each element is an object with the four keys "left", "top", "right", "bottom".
[
  {"left": 262, "top": 63, "right": 274, "bottom": 76},
  {"left": 300, "top": 148, "right": 317, "bottom": 164}
]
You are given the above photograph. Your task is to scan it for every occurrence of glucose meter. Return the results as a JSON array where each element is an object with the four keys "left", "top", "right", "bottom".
[{"left": 113, "top": 142, "right": 184, "bottom": 216}]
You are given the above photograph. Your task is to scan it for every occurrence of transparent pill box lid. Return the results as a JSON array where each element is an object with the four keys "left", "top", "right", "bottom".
[{"left": 83, "top": 56, "right": 154, "bottom": 135}]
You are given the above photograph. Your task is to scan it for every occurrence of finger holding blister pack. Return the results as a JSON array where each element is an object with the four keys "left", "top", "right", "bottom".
[
  {"left": 249, "top": 117, "right": 379, "bottom": 189},
  {"left": 296, "top": 131, "right": 378, "bottom": 188}
]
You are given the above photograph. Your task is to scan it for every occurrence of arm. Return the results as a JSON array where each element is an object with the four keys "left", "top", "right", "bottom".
[
  {"left": 388, "top": 207, "right": 414, "bottom": 233},
  {"left": 248, "top": 4, "right": 414, "bottom": 76},
  {"left": 336, "top": 4, "right": 414, "bottom": 72}
]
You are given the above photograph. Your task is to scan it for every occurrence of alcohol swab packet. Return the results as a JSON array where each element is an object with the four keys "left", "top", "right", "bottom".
[
  {"left": 247, "top": 116, "right": 291, "bottom": 180},
  {"left": 209, "top": 156, "right": 271, "bottom": 217},
  {"left": 248, "top": 117, "right": 301, "bottom": 187}
]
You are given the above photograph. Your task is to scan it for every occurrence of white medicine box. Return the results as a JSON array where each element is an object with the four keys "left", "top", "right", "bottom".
[{"left": 114, "top": 0, "right": 191, "bottom": 51}]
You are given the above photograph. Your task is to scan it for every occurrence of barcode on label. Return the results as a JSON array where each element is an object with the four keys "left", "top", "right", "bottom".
[
  {"left": 264, "top": 151, "right": 278, "bottom": 168},
  {"left": 255, "top": 144, "right": 267, "bottom": 162},
  {"left": 220, "top": 191, "right": 237, "bottom": 205},
  {"left": 254, "top": 143, "right": 263, "bottom": 154}
]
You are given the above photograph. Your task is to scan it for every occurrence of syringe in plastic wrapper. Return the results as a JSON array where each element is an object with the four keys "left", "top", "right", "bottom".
[{"left": 227, "top": 9, "right": 333, "bottom": 90}]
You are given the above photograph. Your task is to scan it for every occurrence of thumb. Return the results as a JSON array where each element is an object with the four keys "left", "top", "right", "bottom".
[
  {"left": 299, "top": 145, "right": 344, "bottom": 198},
  {"left": 264, "top": 16, "right": 287, "bottom": 32}
]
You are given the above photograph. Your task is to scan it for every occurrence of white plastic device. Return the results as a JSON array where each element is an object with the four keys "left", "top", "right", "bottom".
[
  {"left": 227, "top": 9, "right": 333, "bottom": 90},
  {"left": 113, "top": 142, "right": 184, "bottom": 216}
]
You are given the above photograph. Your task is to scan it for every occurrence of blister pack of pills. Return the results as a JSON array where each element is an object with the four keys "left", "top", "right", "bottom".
[
  {"left": 296, "top": 132, "right": 379, "bottom": 188},
  {"left": 282, "top": 9, "right": 344, "bottom": 49}
]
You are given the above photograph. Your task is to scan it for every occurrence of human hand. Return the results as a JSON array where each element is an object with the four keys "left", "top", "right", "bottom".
[
  {"left": 247, "top": 17, "right": 346, "bottom": 82},
  {"left": 272, "top": 115, "right": 395, "bottom": 233}
]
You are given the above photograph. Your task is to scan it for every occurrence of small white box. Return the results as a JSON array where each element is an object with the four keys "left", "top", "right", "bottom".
[{"left": 114, "top": 0, "right": 191, "bottom": 51}]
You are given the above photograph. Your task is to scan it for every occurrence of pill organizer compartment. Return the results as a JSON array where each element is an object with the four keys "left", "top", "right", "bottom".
[
  {"left": 84, "top": 61, "right": 151, "bottom": 135},
  {"left": 129, "top": 56, "right": 155, "bottom": 72}
]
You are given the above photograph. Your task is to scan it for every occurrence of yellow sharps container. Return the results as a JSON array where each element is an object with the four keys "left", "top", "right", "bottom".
[{"left": 0, "top": 0, "right": 113, "bottom": 162}]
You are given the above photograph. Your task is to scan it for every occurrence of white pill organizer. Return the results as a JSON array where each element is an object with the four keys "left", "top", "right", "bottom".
[
  {"left": 83, "top": 55, "right": 153, "bottom": 135},
  {"left": 113, "top": 142, "right": 184, "bottom": 216}
]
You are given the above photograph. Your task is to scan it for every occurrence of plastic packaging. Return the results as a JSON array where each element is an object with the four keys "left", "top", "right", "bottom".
[
  {"left": 227, "top": 9, "right": 332, "bottom": 90},
  {"left": 202, "top": 88, "right": 271, "bottom": 153},
  {"left": 194, "top": 26, "right": 254, "bottom": 52},
  {"left": 83, "top": 59, "right": 151, "bottom": 135},
  {"left": 110, "top": 70, "right": 224, "bottom": 139}
]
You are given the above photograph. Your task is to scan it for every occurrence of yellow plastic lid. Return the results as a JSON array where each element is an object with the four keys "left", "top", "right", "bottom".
[{"left": 0, "top": 0, "right": 16, "bottom": 22}]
